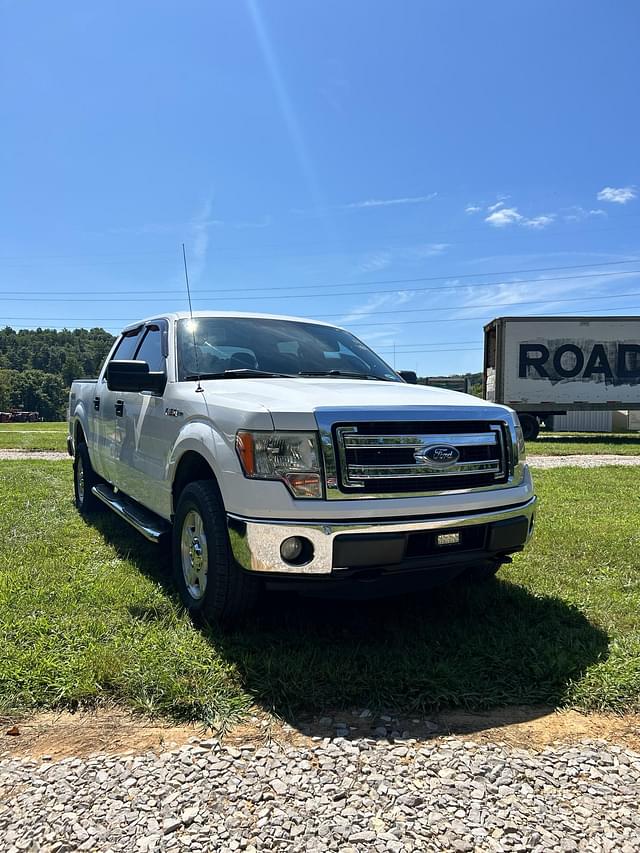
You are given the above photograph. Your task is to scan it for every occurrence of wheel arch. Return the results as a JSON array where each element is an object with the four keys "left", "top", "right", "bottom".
[
  {"left": 171, "top": 450, "right": 221, "bottom": 518},
  {"left": 74, "top": 418, "right": 86, "bottom": 448}
]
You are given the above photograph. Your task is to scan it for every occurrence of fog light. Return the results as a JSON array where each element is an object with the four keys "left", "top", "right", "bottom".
[{"left": 280, "top": 536, "right": 304, "bottom": 562}]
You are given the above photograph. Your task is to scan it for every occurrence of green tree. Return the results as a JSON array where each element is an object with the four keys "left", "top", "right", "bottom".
[{"left": 10, "top": 370, "right": 68, "bottom": 421}]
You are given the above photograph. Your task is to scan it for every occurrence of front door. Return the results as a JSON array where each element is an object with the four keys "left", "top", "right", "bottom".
[
  {"left": 95, "top": 326, "right": 144, "bottom": 484},
  {"left": 111, "top": 322, "right": 169, "bottom": 511}
]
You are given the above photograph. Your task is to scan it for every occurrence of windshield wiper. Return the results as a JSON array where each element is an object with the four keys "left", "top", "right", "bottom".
[
  {"left": 298, "top": 370, "right": 395, "bottom": 381},
  {"left": 184, "top": 369, "right": 295, "bottom": 380}
]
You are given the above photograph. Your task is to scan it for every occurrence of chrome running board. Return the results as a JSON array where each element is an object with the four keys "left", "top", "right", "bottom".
[{"left": 92, "top": 483, "right": 169, "bottom": 543}]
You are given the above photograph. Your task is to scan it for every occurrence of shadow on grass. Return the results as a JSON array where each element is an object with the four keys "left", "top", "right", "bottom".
[{"left": 91, "top": 511, "right": 609, "bottom": 735}]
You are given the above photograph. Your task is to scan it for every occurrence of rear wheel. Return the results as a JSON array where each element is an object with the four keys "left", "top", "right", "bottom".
[
  {"left": 172, "top": 481, "right": 258, "bottom": 625},
  {"left": 73, "top": 442, "right": 103, "bottom": 513}
]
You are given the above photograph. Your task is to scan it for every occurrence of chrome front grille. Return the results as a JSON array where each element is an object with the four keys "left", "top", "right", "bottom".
[{"left": 335, "top": 421, "right": 508, "bottom": 494}]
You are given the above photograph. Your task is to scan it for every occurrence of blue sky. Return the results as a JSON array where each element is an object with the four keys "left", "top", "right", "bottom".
[{"left": 1, "top": 0, "right": 639, "bottom": 375}]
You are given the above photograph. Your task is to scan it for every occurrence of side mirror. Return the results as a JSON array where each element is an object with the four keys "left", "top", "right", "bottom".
[
  {"left": 106, "top": 360, "right": 166, "bottom": 394},
  {"left": 398, "top": 370, "right": 418, "bottom": 384}
]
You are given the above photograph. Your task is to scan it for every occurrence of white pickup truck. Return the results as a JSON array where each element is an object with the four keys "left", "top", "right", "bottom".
[{"left": 68, "top": 311, "right": 536, "bottom": 623}]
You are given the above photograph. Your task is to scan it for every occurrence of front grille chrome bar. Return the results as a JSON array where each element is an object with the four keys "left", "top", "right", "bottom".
[
  {"left": 347, "top": 459, "right": 502, "bottom": 480},
  {"left": 343, "top": 432, "right": 498, "bottom": 449}
]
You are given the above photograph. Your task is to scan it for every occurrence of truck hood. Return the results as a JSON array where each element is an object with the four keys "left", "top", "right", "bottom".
[{"left": 198, "top": 377, "right": 510, "bottom": 431}]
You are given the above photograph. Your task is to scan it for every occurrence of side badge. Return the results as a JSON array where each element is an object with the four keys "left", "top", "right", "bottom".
[{"left": 165, "top": 408, "right": 184, "bottom": 418}]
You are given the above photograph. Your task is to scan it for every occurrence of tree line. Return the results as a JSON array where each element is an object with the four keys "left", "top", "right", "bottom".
[{"left": 0, "top": 327, "right": 115, "bottom": 421}]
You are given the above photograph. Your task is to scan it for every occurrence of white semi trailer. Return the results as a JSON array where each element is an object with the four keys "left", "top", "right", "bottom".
[{"left": 483, "top": 316, "right": 640, "bottom": 439}]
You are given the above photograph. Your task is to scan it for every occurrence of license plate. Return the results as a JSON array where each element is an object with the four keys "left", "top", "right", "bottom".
[{"left": 436, "top": 532, "right": 460, "bottom": 547}]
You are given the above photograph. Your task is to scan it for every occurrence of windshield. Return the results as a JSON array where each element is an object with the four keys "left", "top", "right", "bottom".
[{"left": 176, "top": 317, "right": 400, "bottom": 382}]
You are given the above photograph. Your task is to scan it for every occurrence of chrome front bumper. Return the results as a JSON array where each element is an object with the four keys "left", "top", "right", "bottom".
[{"left": 227, "top": 496, "right": 537, "bottom": 576}]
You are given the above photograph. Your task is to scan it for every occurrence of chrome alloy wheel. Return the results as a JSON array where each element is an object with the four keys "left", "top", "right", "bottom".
[
  {"left": 76, "top": 455, "right": 85, "bottom": 504},
  {"left": 180, "top": 509, "right": 209, "bottom": 600}
]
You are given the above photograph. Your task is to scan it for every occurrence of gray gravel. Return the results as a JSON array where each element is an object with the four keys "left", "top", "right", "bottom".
[
  {"left": 1, "top": 737, "right": 639, "bottom": 852},
  {"left": 0, "top": 451, "right": 68, "bottom": 461},
  {"left": 528, "top": 454, "right": 640, "bottom": 469}
]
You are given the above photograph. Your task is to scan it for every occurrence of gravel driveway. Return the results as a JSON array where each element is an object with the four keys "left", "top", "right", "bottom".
[
  {"left": 0, "top": 451, "right": 69, "bottom": 461},
  {"left": 1, "top": 735, "right": 639, "bottom": 853},
  {"left": 527, "top": 454, "right": 640, "bottom": 469}
]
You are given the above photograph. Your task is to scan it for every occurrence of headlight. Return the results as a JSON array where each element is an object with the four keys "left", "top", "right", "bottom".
[{"left": 236, "top": 431, "right": 323, "bottom": 498}]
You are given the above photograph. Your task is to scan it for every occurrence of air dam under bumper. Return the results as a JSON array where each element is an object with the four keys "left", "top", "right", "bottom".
[{"left": 227, "top": 496, "right": 536, "bottom": 576}]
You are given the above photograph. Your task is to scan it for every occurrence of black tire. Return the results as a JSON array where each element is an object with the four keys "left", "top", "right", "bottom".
[
  {"left": 73, "top": 442, "right": 103, "bottom": 514},
  {"left": 519, "top": 413, "right": 540, "bottom": 441},
  {"left": 172, "top": 480, "right": 258, "bottom": 625}
]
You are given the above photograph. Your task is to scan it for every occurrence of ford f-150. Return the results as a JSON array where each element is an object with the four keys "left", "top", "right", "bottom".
[{"left": 68, "top": 311, "right": 536, "bottom": 623}]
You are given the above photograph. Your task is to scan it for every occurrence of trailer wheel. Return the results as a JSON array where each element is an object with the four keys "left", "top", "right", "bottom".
[{"left": 519, "top": 413, "right": 539, "bottom": 441}]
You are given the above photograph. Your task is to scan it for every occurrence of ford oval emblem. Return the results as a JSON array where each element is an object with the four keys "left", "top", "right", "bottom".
[{"left": 414, "top": 444, "right": 460, "bottom": 468}]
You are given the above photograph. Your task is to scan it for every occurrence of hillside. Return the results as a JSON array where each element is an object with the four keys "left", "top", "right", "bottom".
[{"left": 0, "top": 327, "right": 114, "bottom": 420}]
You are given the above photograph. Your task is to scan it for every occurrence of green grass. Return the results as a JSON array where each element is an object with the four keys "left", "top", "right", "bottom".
[
  {"left": 0, "top": 460, "right": 638, "bottom": 724},
  {"left": 0, "top": 422, "right": 67, "bottom": 452},
  {"left": 531, "top": 432, "right": 640, "bottom": 456}
]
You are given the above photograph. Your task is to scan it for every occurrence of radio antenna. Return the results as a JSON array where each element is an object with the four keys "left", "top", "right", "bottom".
[{"left": 182, "top": 243, "right": 203, "bottom": 392}]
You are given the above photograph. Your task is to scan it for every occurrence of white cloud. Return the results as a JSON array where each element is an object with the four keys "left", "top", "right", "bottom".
[
  {"left": 106, "top": 217, "right": 224, "bottom": 236},
  {"left": 233, "top": 215, "right": 272, "bottom": 229},
  {"left": 189, "top": 197, "right": 214, "bottom": 281},
  {"left": 597, "top": 186, "right": 637, "bottom": 204},
  {"left": 524, "top": 214, "right": 556, "bottom": 229},
  {"left": 563, "top": 206, "right": 607, "bottom": 222},
  {"left": 453, "top": 267, "right": 640, "bottom": 322},
  {"left": 343, "top": 193, "right": 437, "bottom": 210},
  {"left": 465, "top": 204, "right": 481, "bottom": 214},
  {"left": 485, "top": 206, "right": 555, "bottom": 229},
  {"left": 487, "top": 200, "right": 505, "bottom": 212},
  {"left": 485, "top": 207, "right": 523, "bottom": 227},
  {"left": 356, "top": 251, "right": 393, "bottom": 274},
  {"left": 338, "top": 290, "right": 413, "bottom": 325},
  {"left": 413, "top": 242, "right": 449, "bottom": 258}
]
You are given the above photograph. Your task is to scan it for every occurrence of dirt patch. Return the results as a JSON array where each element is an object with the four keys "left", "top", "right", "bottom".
[
  {"left": 0, "top": 709, "right": 200, "bottom": 760},
  {"left": 2, "top": 706, "right": 640, "bottom": 760}
]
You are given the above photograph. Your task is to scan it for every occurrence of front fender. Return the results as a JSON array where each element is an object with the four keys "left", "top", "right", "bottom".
[{"left": 167, "top": 419, "right": 236, "bottom": 507}]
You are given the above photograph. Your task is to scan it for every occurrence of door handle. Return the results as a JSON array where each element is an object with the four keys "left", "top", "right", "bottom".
[
  {"left": 115, "top": 400, "right": 124, "bottom": 417},
  {"left": 93, "top": 396, "right": 100, "bottom": 412}
]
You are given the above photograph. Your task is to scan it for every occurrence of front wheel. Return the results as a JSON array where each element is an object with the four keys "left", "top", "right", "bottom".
[{"left": 172, "top": 481, "right": 258, "bottom": 625}]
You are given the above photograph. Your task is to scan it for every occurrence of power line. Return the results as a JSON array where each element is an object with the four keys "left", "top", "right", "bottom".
[
  {"left": 376, "top": 342, "right": 482, "bottom": 348},
  {"left": 4, "top": 282, "right": 640, "bottom": 330},
  {"left": 4, "top": 288, "right": 640, "bottom": 327},
  {"left": 2, "top": 267, "right": 640, "bottom": 305},
  {"left": 3, "top": 256, "right": 640, "bottom": 297},
  {"left": 319, "top": 288, "right": 640, "bottom": 320},
  {"left": 5, "top": 306, "right": 640, "bottom": 334},
  {"left": 376, "top": 347, "right": 484, "bottom": 353}
]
